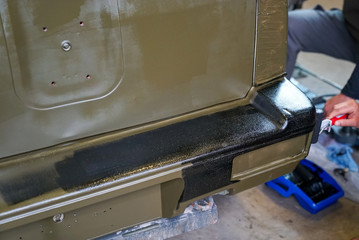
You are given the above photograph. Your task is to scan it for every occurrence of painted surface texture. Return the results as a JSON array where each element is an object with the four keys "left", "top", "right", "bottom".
[{"left": 0, "top": 0, "right": 256, "bottom": 158}]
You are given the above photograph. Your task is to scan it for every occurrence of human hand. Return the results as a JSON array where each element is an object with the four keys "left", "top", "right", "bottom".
[
  {"left": 326, "top": 99, "right": 359, "bottom": 128},
  {"left": 323, "top": 93, "right": 352, "bottom": 117}
]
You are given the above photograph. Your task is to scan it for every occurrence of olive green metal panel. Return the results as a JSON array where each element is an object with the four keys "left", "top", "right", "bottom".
[
  {"left": 1, "top": 185, "right": 162, "bottom": 240},
  {"left": 0, "top": 0, "right": 256, "bottom": 158},
  {"left": 175, "top": 132, "right": 313, "bottom": 215},
  {"left": 254, "top": 0, "right": 287, "bottom": 85},
  {"left": 231, "top": 135, "right": 308, "bottom": 181},
  {"left": 4, "top": 0, "right": 123, "bottom": 109},
  {"left": 0, "top": 161, "right": 186, "bottom": 234},
  {"left": 0, "top": 130, "right": 313, "bottom": 239}
]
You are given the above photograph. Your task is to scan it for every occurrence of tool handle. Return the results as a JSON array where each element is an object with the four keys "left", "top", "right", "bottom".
[{"left": 331, "top": 114, "right": 349, "bottom": 125}]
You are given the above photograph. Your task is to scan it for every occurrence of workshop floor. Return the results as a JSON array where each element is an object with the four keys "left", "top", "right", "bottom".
[{"left": 170, "top": 1, "right": 359, "bottom": 239}]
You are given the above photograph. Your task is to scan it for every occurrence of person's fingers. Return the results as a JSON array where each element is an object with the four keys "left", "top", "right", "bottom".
[
  {"left": 327, "top": 107, "right": 350, "bottom": 119},
  {"left": 323, "top": 93, "right": 352, "bottom": 117},
  {"left": 335, "top": 118, "right": 359, "bottom": 127},
  {"left": 327, "top": 100, "right": 358, "bottom": 119},
  {"left": 329, "top": 100, "right": 359, "bottom": 128},
  {"left": 324, "top": 97, "right": 337, "bottom": 116},
  {"left": 323, "top": 104, "right": 332, "bottom": 117},
  {"left": 333, "top": 99, "right": 357, "bottom": 110}
]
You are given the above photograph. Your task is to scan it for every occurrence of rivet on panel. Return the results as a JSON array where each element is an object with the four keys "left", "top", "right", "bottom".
[
  {"left": 61, "top": 40, "right": 72, "bottom": 52},
  {"left": 51, "top": 81, "right": 56, "bottom": 86},
  {"left": 53, "top": 213, "right": 64, "bottom": 223},
  {"left": 43, "top": 27, "right": 48, "bottom": 32},
  {"left": 80, "top": 21, "right": 84, "bottom": 26},
  {"left": 86, "top": 75, "right": 91, "bottom": 79}
]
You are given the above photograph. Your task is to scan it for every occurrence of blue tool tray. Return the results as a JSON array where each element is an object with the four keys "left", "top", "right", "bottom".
[{"left": 266, "top": 159, "right": 344, "bottom": 214}]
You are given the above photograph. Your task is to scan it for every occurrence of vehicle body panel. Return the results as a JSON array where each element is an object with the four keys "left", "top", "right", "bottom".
[
  {"left": 0, "top": 0, "right": 315, "bottom": 239},
  {"left": 0, "top": 0, "right": 255, "bottom": 158}
]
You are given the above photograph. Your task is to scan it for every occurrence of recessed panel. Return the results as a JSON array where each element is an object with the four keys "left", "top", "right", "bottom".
[{"left": 5, "top": 0, "right": 123, "bottom": 109}]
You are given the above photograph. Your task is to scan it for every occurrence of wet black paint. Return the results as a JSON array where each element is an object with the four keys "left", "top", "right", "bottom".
[{"left": 1, "top": 79, "right": 315, "bottom": 204}]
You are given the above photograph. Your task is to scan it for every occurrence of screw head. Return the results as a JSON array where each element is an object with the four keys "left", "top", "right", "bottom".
[
  {"left": 53, "top": 213, "right": 64, "bottom": 223},
  {"left": 61, "top": 40, "right": 71, "bottom": 52}
]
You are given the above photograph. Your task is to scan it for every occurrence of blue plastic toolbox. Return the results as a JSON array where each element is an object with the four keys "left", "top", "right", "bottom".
[{"left": 266, "top": 159, "right": 344, "bottom": 214}]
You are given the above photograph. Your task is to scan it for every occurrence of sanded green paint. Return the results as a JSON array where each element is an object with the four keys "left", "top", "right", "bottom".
[{"left": 254, "top": 0, "right": 288, "bottom": 85}]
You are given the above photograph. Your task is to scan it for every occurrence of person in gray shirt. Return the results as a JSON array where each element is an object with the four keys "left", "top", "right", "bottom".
[{"left": 286, "top": 0, "right": 359, "bottom": 128}]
